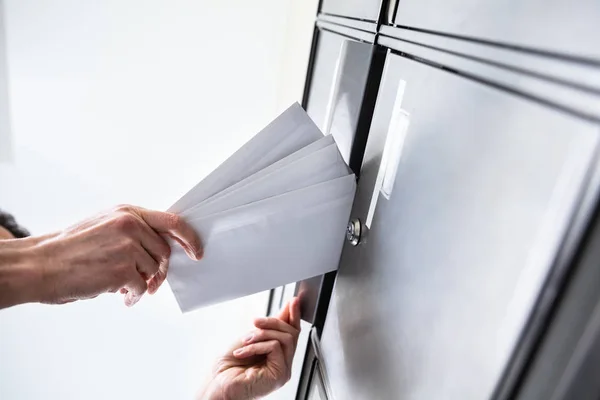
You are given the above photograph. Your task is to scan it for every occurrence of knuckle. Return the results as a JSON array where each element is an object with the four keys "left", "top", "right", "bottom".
[
  {"left": 114, "top": 204, "right": 134, "bottom": 213},
  {"left": 252, "top": 329, "right": 265, "bottom": 341},
  {"left": 271, "top": 340, "right": 282, "bottom": 351},
  {"left": 283, "top": 332, "right": 294, "bottom": 346},
  {"left": 159, "top": 239, "right": 171, "bottom": 259},
  {"left": 114, "top": 214, "right": 139, "bottom": 233},
  {"left": 165, "top": 213, "right": 181, "bottom": 229},
  {"left": 119, "top": 237, "right": 138, "bottom": 252}
]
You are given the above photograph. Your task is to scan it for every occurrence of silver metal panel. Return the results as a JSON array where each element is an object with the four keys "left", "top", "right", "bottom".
[
  {"left": 377, "top": 35, "right": 600, "bottom": 121},
  {"left": 514, "top": 159, "right": 600, "bottom": 400},
  {"left": 295, "top": 275, "right": 323, "bottom": 324},
  {"left": 318, "top": 53, "right": 600, "bottom": 400},
  {"left": 393, "top": 0, "right": 600, "bottom": 61},
  {"left": 379, "top": 26, "right": 600, "bottom": 94},
  {"left": 320, "top": 0, "right": 382, "bottom": 23}
]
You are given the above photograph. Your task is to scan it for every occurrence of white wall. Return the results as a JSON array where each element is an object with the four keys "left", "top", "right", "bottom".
[
  {"left": 0, "top": 0, "right": 316, "bottom": 399},
  {"left": 0, "top": 1, "right": 12, "bottom": 162}
]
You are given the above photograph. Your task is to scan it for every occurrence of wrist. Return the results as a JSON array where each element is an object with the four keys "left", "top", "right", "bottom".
[
  {"left": 197, "top": 384, "right": 227, "bottom": 400},
  {"left": 0, "top": 237, "right": 47, "bottom": 308}
]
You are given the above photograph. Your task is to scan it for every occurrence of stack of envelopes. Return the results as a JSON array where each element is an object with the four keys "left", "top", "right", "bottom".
[{"left": 167, "top": 103, "right": 357, "bottom": 312}]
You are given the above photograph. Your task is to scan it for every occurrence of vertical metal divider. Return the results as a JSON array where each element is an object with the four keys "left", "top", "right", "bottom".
[{"left": 294, "top": 2, "right": 392, "bottom": 398}]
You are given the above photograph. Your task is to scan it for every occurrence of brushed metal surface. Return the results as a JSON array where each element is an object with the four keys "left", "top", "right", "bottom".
[
  {"left": 513, "top": 157, "right": 600, "bottom": 400},
  {"left": 297, "top": 30, "right": 375, "bottom": 325},
  {"left": 393, "top": 0, "right": 600, "bottom": 61},
  {"left": 379, "top": 26, "right": 600, "bottom": 95},
  {"left": 377, "top": 36, "right": 600, "bottom": 121},
  {"left": 320, "top": 0, "right": 382, "bottom": 23},
  {"left": 318, "top": 53, "right": 599, "bottom": 400}
]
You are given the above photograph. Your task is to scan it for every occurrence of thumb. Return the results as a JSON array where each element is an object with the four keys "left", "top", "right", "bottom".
[{"left": 135, "top": 208, "right": 203, "bottom": 260}]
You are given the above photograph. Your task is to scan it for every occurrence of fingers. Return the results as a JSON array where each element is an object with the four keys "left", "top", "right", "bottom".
[
  {"left": 254, "top": 316, "right": 300, "bottom": 338},
  {"left": 123, "top": 272, "right": 147, "bottom": 307},
  {"left": 135, "top": 208, "right": 203, "bottom": 261},
  {"left": 276, "top": 300, "right": 291, "bottom": 324},
  {"left": 276, "top": 298, "right": 301, "bottom": 329},
  {"left": 250, "top": 312, "right": 301, "bottom": 368},
  {"left": 147, "top": 257, "right": 168, "bottom": 295},
  {"left": 233, "top": 339, "right": 285, "bottom": 361},
  {"left": 242, "top": 329, "right": 296, "bottom": 368},
  {"left": 133, "top": 243, "right": 160, "bottom": 281},
  {"left": 136, "top": 223, "right": 172, "bottom": 267},
  {"left": 289, "top": 297, "right": 301, "bottom": 331}
]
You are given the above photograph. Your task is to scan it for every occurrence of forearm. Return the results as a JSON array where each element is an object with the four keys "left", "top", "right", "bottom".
[{"left": 0, "top": 236, "right": 51, "bottom": 309}]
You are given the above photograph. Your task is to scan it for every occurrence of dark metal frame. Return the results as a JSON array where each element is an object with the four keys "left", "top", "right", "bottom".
[
  {"left": 292, "top": 2, "right": 393, "bottom": 399},
  {"left": 272, "top": 1, "right": 600, "bottom": 399}
]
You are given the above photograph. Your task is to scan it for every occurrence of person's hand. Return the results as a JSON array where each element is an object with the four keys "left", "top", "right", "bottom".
[
  {"left": 198, "top": 298, "right": 301, "bottom": 400},
  {"left": 32, "top": 204, "right": 202, "bottom": 306}
]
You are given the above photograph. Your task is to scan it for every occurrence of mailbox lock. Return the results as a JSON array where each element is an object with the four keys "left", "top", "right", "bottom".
[{"left": 346, "top": 218, "right": 362, "bottom": 246}]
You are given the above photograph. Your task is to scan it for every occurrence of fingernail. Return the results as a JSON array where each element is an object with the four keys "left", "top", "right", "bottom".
[
  {"left": 195, "top": 247, "right": 204, "bottom": 260},
  {"left": 124, "top": 293, "right": 134, "bottom": 307},
  {"left": 255, "top": 317, "right": 267, "bottom": 324},
  {"left": 233, "top": 348, "right": 244, "bottom": 356},
  {"left": 243, "top": 334, "right": 254, "bottom": 343},
  {"left": 125, "top": 293, "right": 140, "bottom": 307}
]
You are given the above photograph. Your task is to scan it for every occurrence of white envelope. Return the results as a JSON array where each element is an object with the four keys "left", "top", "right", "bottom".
[
  {"left": 166, "top": 103, "right": 356, "bottom": 312},
  {"left": 169, "top": 177, "right": 356, "bottom": 311},
  {"left": 181, "top": 135, "right": 337, "bottom": 217},
  {"left": 182, "top": 143, "right": 350, "bottom": 220},
  {"left": 169, "top": 103, "right": 324, "bottom": 214}
]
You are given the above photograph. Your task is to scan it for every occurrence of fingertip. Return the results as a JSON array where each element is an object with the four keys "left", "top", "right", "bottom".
[
  {"left": 148, "top": 272, "right": 165, "bottom": 295},
  {"left": 187, "top": 237, "right": 203, "bottom": 261},
  {"left": 186, "top": 246, "right": 203, "bottom": 261},
  {"left": 169, "top": 233, "right": 203, "bottom": 261},
  {"left": 124, "top": 290, "right": 143, "bottom": 307},
  {"left": 277, "top": 302, "right": 290, "bottom": 323},
  {"left": 174, "top": 219, "right": 202, "bottom": 261},
  {"left": 233, "top": 347, "right": 247, "bottom": 358},
  {"left": 292, "top": 297, "right": 301, "bottom": 314},
  {"left": 254, "top": 317, "right": 267, "bottom": 327},
  {"left": 290, "top": 297, "right": 301, "bottom": 330},
  {"left": 147, "top": 279, "right": 157, "bottom": 295},
  {"left": 124, "top": 293, "right": 134, "bottom": 307}
]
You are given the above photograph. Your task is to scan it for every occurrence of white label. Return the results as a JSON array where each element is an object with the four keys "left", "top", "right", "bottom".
[
  {"left": 381, "top": 108, "right": 410, "bottom": 200},
  {"left": 366, "top": 80, "right": 409, "bottom": 228}
]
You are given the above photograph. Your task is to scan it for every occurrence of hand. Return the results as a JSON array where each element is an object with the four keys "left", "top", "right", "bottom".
[
  {"left": 32, "top": 205, "right": 202, "bottom": 306},
  {"left": 199, "top": 298, "right": 302, "bottom": 400}
]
